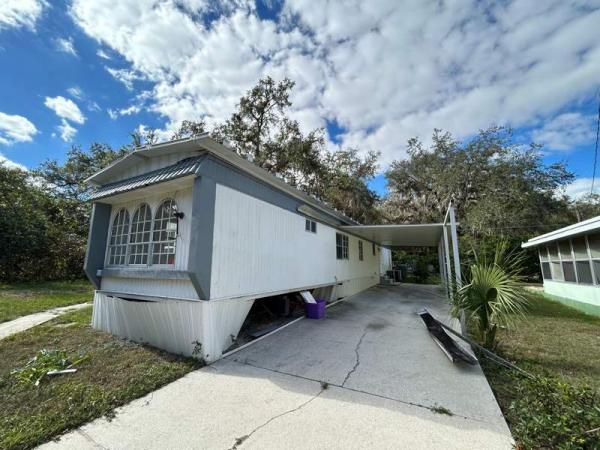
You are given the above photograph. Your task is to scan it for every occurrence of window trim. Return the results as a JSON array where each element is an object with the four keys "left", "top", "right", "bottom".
[
  {"left": 106, "top": 208, "right": 130, "bottom": 267},
  {"left": 305, "top": 218, "right": 317, "bottom": 234},
  {"left": 105, "top": 199, "right": 180, "bottom": 268},
  {"left": 127, "top": 203, "right": 153, "bottom": 266},
  {"left": 336, "top": 233, "right": 349, "bottom": 260},
  {"left": 151, "top": 198, "right": 179, "bottom": 267},
  {"left": 358, "top": 240, "right": 364, "bottom": 261}
]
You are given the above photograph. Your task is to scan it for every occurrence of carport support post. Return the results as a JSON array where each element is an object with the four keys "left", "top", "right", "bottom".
[
  {"left": 437, "top": 240, "right": 446, "bottom": 288},
  {"left": 442, "top": 226, "right": 453, "bottom": 300},
  {"left": 448, "top": 206, "right": 465, "bottom": 332}
]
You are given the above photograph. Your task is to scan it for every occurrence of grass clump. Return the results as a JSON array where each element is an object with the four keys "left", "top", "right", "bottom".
[
  {"left": 0, "top": 306, "right": 202, "bottom": 449},
  {"left": 430, "top": 404, "right": 453, "bottom": 416}
]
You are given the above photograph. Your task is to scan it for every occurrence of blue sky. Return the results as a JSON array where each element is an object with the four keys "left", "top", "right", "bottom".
[{"left": 0, "top": 0, "right": 599, "bottom": 199}]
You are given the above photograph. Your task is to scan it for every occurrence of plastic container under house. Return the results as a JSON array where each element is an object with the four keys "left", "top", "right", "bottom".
[{"left": 305, "top": 298, "right": 327, "bottom": 319}]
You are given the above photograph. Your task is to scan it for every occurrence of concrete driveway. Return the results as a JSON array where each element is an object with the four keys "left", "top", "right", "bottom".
[{"left": 40, "top": 284, "right": 512, "bottom": 449}]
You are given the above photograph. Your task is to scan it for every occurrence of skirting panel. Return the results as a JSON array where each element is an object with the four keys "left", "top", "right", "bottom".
[{"left": 92, "top": 292, "right": 254, "bottom": 362}]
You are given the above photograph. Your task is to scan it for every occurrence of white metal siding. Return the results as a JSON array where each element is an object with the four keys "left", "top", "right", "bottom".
[
  {"left": 210, "top": 184, "right": 379, "bottom": 300},
  {"left": 99, "top": 186, "right": 195, "bottom": 299}
]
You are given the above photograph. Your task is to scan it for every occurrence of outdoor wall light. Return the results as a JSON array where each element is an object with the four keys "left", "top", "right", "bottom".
[{"left": 169, "top": 211, "right": 185, "bottom": 236}]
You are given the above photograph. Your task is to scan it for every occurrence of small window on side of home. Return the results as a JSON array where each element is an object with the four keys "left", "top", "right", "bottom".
[
  {"left": 336, "top": 233, "right": 349, "bottom": 260},
  {"left": 372, "top": 242, "right": 376, "bottom": 256},
  {"left": 305, "top": 219, "right": 316, "bottom": 233},
  {"left": 358, "top": 241, "right": 364, "bottom": 261}
]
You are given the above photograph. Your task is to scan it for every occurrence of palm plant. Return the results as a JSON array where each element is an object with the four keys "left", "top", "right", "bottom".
[{"left": 451, "top": 241, "right": 529, "bottom": 349}]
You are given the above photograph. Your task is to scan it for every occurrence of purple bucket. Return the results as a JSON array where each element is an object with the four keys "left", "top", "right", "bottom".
[{"left": 306, "top": 298, "right": 327, "bottom": 319}]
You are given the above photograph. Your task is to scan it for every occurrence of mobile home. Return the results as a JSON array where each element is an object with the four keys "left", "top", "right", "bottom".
[{"left": 84, "top": 135, "right": 459, "bottom": 361}]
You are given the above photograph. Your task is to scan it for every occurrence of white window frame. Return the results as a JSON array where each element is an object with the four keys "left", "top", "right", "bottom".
[
  {"left": 336, "top": 233, "right": 349, "bottom": 260},
  {"left": 127, "top": 203, "right": 153, "bottom": 266},
  {"left": 305, "top": 218, "right": 317, "bottom": 233},
  {"left": 106, "top": 208, "right": 130, "bottom": 266},
  {"left": 151, "top": 198, "right": 179, "bottom": 266}
]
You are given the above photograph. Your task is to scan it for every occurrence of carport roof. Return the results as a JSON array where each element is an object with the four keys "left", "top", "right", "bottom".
[{"left": 340, "top": 224, "right": 446, "bottom": 247}]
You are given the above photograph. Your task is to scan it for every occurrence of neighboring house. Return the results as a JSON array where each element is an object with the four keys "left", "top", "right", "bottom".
[
  {"left": 523, "top": 216, "right": 600, "bottom": 316},
  {"left": 85, "top": 135, "right": 459, "bottom": 361}
]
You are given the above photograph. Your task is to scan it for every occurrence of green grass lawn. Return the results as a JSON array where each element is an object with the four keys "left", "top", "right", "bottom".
[
  {"left": 480, "top": 293, "right": 600, "bottom": 449},
  {"left": 0, "top": 306, "right": 202, "bottom": 450},
  {"left": 0, "top": 281, "right": 94, "bottom": 323}
]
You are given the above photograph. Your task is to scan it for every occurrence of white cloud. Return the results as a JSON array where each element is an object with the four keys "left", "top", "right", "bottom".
[
  {"left": 532, "top": 112, "right": 596, "bottom": 151},
  {"left": 561, "top": 177, "right": 599, "bottom": 200},
  {"left": 55, "top": 37, "right": 77, "bottom": 56},
  {"left": 67, "top": 86, "right": 83, "bottom": 99},
  {"left": 96, "top": 48, "right": 111, "bottom": 59},
  {"left": 71, "top": 0, "right": 600, "bottom": 165},
  {"left": 0, "top": 0, "right": 46, "bottom": 31},
  {"left": 105, "top": 67, "right": 145, "bottom": 90},
  {"left": 44, "top": 96, "right": 86, "bottom": 124},
  {"left": 57, "top": 119, "right": 77, "bottom": 142},
  {"left": 0, "top": 152, "right": 27, "bottom": 170},
  {"left": 107, "top": 104, "right": 140, "bottom": 119},
  {"left": 119, "top": 104, "right": 141, "bottom": 116},
  {"left": 0, "top": 111, "right": 38, "bottom": 145},
  {"left": 88, "top": 101, "right": 101, "bottom": 112}
]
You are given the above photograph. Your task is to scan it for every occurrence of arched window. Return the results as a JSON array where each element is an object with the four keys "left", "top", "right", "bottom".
[
  {"left": 128, "top": 203, "right": 152, "bottom": 265},
  {"left": 152, "top": 199, "right": 178, "bottom": 265},
  {"left": 107, "top": 209, "right": 130, "bottom": 266}
]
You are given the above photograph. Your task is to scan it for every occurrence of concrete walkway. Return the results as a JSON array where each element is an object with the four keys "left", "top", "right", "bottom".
[
  {"left": 0, "top": 303, "right": 91, "bottom": 340},
  {"left": 40, "top": 285, "right": 512, "bottom": 449}
]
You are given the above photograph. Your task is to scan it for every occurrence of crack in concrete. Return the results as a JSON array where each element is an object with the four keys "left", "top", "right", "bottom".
[
  {"left": 229, "top": 359, "right": 494, "bottom": 426},
  {"left": 76, "top": 429, "right": 109, "bottom": 449},
  {"left": 228, "top": 388, "right": 324, "bottom": 450},
  {"left": 341, "top": 330, "right": 368, "bottom": 387}
]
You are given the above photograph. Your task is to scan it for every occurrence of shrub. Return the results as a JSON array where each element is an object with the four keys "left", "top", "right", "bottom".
[{"left": 509, "top": 375, "right": 600, "bottom": 449}]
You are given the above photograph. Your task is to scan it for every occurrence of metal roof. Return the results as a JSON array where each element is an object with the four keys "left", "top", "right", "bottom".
[
  {"left": 522, "top": 215, "right": 600, "bottom": 248},
  {"left": 339, "top": 224, "right": 446, "bottom": 247},
  {"left": 86, "top": 136, "right": 359, "bottom": 225},
  {"left": 88, "top": 156, "right": 203, "bottom": 200}
]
